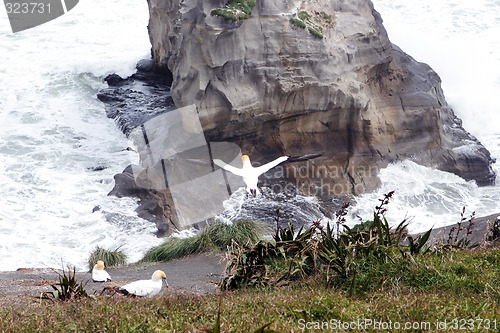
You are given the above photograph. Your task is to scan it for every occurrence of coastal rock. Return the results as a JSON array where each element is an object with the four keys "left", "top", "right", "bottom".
[
  {"left": 104, "top": 73, "right": 128, "bottom": 87},
  {"left": 136, "top": 59, "right": 154, "bottom": 72},
  {"left": 97, "top": 67, "right": 175, "bottom": 135},
  {"left": 417, "top": 212, "right": 500, "bottom": 246},
  {"left": 103, "top": 0, "right": 495, "bottom": 233},
  {"left": 109, "top": 165, "right": 176, "bottom": 236},
  {"left": 146, "top": 0, "right": 495, "bottom": 191}
]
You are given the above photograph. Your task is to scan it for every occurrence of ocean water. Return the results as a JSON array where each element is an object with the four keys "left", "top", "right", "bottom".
[
  {"left": 0, "top": 0, "right": 498, "bottom": 271},
  {"left": 0, "top": 0, "right": 164, "bottom": 271},
  {"left": 221, "top": 0, "right": 500, "bottom": 234},
  {"left": 350, "top": 0, "right": 500, "bottom": 232}
]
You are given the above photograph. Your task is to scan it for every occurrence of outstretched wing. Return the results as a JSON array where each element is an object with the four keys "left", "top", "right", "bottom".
[
  {"left": 287, "top": 153, "right": 322, "bottom": 162},
  {"left": 213, "top": 159, "right": 244, "bottom": 176},
  {"left": 255, "top": 156, "right": 288, "bottom": 176}
]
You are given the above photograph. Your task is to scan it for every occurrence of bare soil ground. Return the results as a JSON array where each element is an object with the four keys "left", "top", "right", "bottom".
[{"left": 0, "top": 253, "right": 226, "bottom": 305}]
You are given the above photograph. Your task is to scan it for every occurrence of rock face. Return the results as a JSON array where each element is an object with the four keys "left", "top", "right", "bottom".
[
  {"left": 110, "top": 0, "right": 495, "bottom": 232},
  {"left": 146, "top": 0, "right": 495, "bottom": 194}
]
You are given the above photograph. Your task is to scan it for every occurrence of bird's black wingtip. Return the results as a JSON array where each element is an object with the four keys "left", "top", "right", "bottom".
[{"left": 287, "top": 153, "right": 323, "bottom": 162}]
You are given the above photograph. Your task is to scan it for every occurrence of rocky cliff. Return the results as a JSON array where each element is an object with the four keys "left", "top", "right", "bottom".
[
  {"left": 146, "top": 0, "right": 494, "bottom": 187},
  {"left": 111, "top": 0, "right": 495, "bottom": 232}
]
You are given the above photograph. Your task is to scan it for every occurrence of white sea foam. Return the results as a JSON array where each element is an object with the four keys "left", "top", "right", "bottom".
[
  {"left": 0, "top": 0, "right": 162, "bottom": 271},
  {"left": 348, "top": 0, "right": 499, "bottom": 234},
  {"left": 215, "top": 187, "right": 331, "bottom": 228},
  {"left": 372, "top": 0, "right": 500, "bottom": 137},
  {"left": 0, "top": 0, "right": 498, "bottom": 271},
  {"left": 347, "top": 160, "right": 499, "bottom": 234}
]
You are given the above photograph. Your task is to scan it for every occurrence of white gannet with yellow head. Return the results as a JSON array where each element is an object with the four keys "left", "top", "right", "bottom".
[
  {"left": 214, "top": 154, "right": 288, "bottom": 196},
  {"left": 92, "top": 260, "right": 112, "bottom": 282},
  {"left": 119, "top": 270, "right": 167, "bottom": 297}
]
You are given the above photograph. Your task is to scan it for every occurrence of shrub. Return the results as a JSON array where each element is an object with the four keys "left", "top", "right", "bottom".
[
  {"left": 88, "top": 246, "right": 127, "bottom": 271},
  {"left": 221, "top": 192, "right": 436, "bottom": 294},
  {"left": 41, "top": 266, "right": 88, "bottom": 301},
  {"left": 142, "top": 219, "right": 264, "bottom": 263}
]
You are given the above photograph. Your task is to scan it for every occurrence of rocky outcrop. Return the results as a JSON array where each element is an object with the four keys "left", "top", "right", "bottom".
[
  {"left": 146, "top": 0, "right": 495, "bottom": 191},
  {"left": 148, "top": 0, "right": 494, "bottom": 185},
  {"left": 97, "top": 68, "right": 174, "bottom": 136},
  {"left": 104, "top": 0, "right": 495, "bottom": 232}
]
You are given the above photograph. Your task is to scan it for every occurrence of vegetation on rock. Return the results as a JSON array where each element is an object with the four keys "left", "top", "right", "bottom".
[
  {"left": 290, "top": 10, "right": 332, "bottom": 39},
  {"left": 211, "top": 0, "right": 256, "bottom": 22}
]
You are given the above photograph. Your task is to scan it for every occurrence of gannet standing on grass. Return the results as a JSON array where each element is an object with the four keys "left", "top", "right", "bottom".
[
  {"left": 118, "top": 270, "right": 167, "bottom": 297},
  {"left": 214, "top": 154, "right": 289, "bottom": 196},
  {"left": 92, "top": 260, "right": 112, "bottom": 282}
]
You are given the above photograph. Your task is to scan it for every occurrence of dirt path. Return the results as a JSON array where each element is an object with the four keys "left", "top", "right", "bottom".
[{"left": 0, "top": 253, "right": 226, "bottom": 304}]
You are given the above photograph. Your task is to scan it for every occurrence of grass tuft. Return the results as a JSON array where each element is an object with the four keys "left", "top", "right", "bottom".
[
  {"left": 307, "top": 26, "right": 324, "bottom": 39},
  {"left": 40, "top": 266, "right": 88, "bottom": 302},
  {"left": 289, "top": 18, "right": 306, "bottom": 29},
  {"left": 88, "top": 246, "right": 127, "bottom": 271},
  {"left": 321, "top": 11, "right": 332, "bottom": 23},
  {"left": 141, "top": 219, "right": 264, "bottom": 263}
]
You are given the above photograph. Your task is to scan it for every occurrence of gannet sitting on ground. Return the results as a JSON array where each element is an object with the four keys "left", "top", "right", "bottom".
[
  {"left": 118, "top": 270, "right": 167, "bottom": 297},
  {"left": 214, "top": 154, "right": 288, "bottom": 196},
  {"left": 92, "top": 260, "right": 112, "bottom": 282}
]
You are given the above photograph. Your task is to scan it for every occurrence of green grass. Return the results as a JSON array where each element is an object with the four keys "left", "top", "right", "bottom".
[
  {"left": 2, "top": 197, "right": 497, "bottom": 331},
  {"left": 321, "top": 11, "right": 332, "bottom": 23},
  {"left": 307, "top": 26, "right": 324, "bottom": 39},
  {"left": 298, "top": 11, "right": 311, "bottom": 21},
  {"left": 219, "top": 195, "right": 496, "bottom": 298},
  {"left": 1, "top": 247, "right": 498, "bottom": 332},
  {"left": 141, "top": 219, "right": 265, "bottom": 262},
  {"left": 87, "top": 246, "right": 127, "bottom": 271},
  {"left": 290, "top": 10, "right": 328, "bottom": 39},
  {"left": 289, "top": 18, "right": 306, "bottom": 29},
  {"left": 211, "top": 0, "right": 256, "bottom": 22},
  {"left": 346, "top": 248, "right": 500, "bottom": 299}
]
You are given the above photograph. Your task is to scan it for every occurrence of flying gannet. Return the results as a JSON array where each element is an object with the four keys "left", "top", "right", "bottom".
[
  {"left": 92, "top": 260, "right": 112, "bottom": 282},
  {"left": 213, "top": 154, "right": 288, "bottom": 196},
  {"left": 118, "top": 270, "right": 167, "bottom": 297}
]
